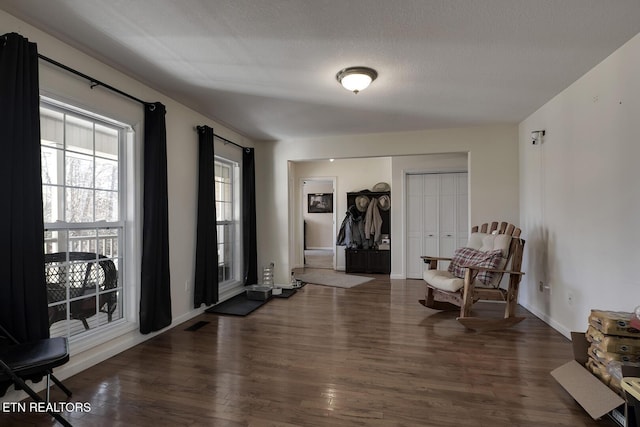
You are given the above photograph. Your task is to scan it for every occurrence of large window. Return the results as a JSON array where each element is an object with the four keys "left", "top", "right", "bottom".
[
  {"left": 215, "top": 156, "right": 241, "bottom": 290},
  {"left": 41, "top": 99, "right": 132, "bottom": 342}
]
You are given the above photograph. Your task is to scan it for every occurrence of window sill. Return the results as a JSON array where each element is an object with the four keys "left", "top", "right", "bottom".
[
  {"left": 68, "top": 319, "right": 138, "bottom": 355},
  {"left": 218, "top": 281, "right": 245, "bottom": 303}
]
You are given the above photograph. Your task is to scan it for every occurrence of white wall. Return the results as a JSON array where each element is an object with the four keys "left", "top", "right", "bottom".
[
  {"left": 1, "top": 9, "right": 253, "bottom": 393},
  {"left": 257, "top": 125, "right": 519, "bottom": 283},
  {"left": 519, "top": 32, "right": 640, "bottom": 337}
]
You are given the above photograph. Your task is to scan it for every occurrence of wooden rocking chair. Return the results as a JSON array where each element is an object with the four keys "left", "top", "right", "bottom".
[{"left": 420, "top": 221, "right": 525, "bottom": 331}]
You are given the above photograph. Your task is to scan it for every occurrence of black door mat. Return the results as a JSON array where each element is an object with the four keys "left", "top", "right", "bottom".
[
  {"left": 205, "top": 293, "right": 269, "bottom": 316},
  {"left": 273, "top": 288, "right": 297, "bottom": 298}
]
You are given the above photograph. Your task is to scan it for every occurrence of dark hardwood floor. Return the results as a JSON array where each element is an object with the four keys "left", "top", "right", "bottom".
[{"left": 4, "top": 275, "right": 616, "bottom": 426}]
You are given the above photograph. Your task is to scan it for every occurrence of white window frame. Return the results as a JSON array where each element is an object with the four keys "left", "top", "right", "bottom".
[
  {"left": 40, "top": 97, "right": 139, "bottom": 352},
  {"left": 215, "top": 155, "right": 242, "bottom": 297}
]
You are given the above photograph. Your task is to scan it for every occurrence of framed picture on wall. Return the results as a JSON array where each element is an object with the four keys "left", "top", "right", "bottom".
[{"left": 308, "top": 193, "right": 333, "bottom": 213}]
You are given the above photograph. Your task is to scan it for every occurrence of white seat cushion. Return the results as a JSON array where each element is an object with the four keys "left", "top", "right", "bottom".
[
  {"left": 423, "top": 232, "right": 513, "bottom": 291},
  {"left": 423, "top": 268, "right": 491, "bottom": 292},
  {"left": 423, "top": 269, "right": 464, "bottom": 292}
]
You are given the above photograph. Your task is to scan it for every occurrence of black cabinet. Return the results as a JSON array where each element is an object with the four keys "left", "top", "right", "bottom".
[{"left": 345, "top": 249, "right": 390, "bottom": 274}]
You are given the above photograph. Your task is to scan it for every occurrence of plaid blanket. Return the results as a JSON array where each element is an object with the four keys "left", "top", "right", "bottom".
[{"left": 448, "top": 247, "right": 504, "bottom": 286}]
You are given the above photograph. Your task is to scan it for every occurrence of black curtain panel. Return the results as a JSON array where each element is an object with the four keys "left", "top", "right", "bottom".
[
  {"left": 194, "top": 126, "right": 218, "bottom": 307},
  {"left": 139, "top": 102, "right": 172, "bottom": 334},
  {"left": 242, "top": 148, "right": 258, "bottom": 285},
  {"left": 0, "top": 33, "right": 50, "bottom": 342}
]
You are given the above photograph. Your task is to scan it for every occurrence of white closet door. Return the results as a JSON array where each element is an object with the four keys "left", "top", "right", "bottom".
[
  {"left": 456, "top": 174, "right": 469, "bottom": 250},
  {"left": 422, "top": 176, "right": 439, "bottom": 262},
  {"left": 406, "top": 175, "right": 425, "bottom": 279},
  {"left": 405, "top": 172, "right": 468, "bottom": 279},
  {"left": 438, "top": 174, "right": 457, "bottom": 271}
]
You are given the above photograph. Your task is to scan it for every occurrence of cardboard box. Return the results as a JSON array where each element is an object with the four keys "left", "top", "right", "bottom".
[{"left": 552, "top": 332, "right": 640, "bottom": 426}]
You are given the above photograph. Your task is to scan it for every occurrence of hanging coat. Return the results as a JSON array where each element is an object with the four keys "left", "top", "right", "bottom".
[
  {"left": 364, "top": 197, "right": 383, "bottom": 244},
  {"left": 337, "top": 205, "right": 366, "bottom": 248}
]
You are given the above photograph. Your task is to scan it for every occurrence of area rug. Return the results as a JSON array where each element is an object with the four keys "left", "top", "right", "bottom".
[
  {"left": 295, "top": 269, "right": 373, "bottom": 289},
  {"left": 304, "top": 249, "right": 333, "bottom": 268},
  {"left": 205, "top": 293, "right": 269, "bottom": 316}
]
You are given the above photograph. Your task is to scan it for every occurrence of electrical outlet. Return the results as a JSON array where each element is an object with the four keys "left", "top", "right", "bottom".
[
  {"left": 567, "top": 291, "right": 574, "bottom": 306},
  {"left": 185, "top": 279, "right": 190, "bottom": 292}
]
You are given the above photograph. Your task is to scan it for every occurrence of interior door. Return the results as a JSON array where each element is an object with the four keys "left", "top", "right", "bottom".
[
  {"left": 438, "top": 174, "right": 457, "bottom": 271},
  {"left": 406, "top": 175, "right": 438, "bottom": 278},
  {"left": 405, "top": 172, "right": 468, "bottom": 279}
]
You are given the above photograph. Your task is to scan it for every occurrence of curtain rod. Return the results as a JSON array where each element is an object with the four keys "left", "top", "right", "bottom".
[
  {"left": 195, "top": 126, "right": 247, "bottom": 151},
  {"left": 38, "top": 54, "right": 150, "bottom": 106},
  {"left": 36, "top": 53, "right": 246, "bottom": 150},
  {"left": 38, "top": 53, "right": 245, "bottom": 149}
]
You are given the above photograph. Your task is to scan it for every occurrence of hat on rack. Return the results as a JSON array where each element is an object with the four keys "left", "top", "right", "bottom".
[
  {"left": 355, "top": 195, "right": 370, "bottom": 212},
  {"left": 372, "top": 182, "right": 390, "bottom": 192},
  {"left": 377, "top": 195, "right": 391, "bottom": 211}
]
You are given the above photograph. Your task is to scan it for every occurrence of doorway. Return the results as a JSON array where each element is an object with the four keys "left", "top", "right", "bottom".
[{"left": 301, "top": 178, "right": 336, "bottom": 269}]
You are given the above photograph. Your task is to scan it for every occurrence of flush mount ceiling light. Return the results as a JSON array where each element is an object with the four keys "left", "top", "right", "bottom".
[{"left": 336, "top": 66, "right": 378, "bottom": 94}]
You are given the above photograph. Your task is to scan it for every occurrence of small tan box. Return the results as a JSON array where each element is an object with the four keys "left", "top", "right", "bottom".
[
  {"left": 587, "top": 326, "right": 640, "bottom": 355},
  {"left": 589, "top": 309, "right": 640, "bottom": 338}
]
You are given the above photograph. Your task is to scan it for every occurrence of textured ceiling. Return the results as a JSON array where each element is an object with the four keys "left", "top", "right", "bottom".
[{"left": 3, "top": 0, "right": 640, "bottom": 141}]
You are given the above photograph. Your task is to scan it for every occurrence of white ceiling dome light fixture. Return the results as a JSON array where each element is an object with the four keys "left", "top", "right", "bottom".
[{"left": 336, "top": 66, "right": 378, "bottom": 94}]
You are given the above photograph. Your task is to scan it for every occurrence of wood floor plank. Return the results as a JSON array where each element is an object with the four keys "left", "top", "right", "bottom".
[{"left": 2, "top": 275, "right": 617, "bottom": 426}]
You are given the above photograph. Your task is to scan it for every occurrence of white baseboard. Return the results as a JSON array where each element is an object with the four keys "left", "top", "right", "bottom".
[
  {"left": 305, "top": 247, "right": 333, "bottom": 251},
  {"left": 390, "top": 273, "right": 406, "bottom": 280},
  {"left": 519, "top": 301, "right": 571, "bottom": 339}
]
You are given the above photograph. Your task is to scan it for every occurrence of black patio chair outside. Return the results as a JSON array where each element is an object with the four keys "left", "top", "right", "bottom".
[{"left": 45, "top": 252, "right": 118, "bottom": 330}]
